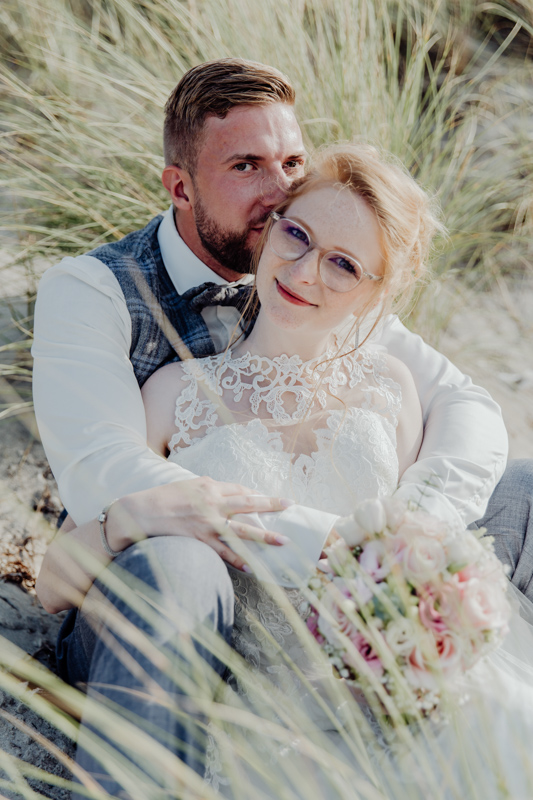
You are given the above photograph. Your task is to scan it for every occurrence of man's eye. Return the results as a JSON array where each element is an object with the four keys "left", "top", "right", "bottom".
[
  {"left": 233, "top": 163, "right": 254, "bottom": 172},
  {"left": 284, "top": 159, "right": 305, "bottom": 170}
]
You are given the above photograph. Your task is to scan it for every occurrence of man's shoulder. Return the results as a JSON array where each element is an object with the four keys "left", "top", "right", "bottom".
[
  {"left": 39, "top": 252, "right": 117, "bottom": 287},
  {"left": 39, "top": 213, "right": 166, "bottom": 292},
  {"left": 87, "top": 214, "right": 164, "bottom": 267}
]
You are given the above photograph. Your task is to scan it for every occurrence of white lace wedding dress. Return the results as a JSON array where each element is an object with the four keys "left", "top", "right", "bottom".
[{"left": 166, "top": 343, "right": 533, "bottom": 800}]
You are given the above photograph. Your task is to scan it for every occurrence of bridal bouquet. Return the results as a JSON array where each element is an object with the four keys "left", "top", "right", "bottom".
[{"left": 305, "top": 498, "right": 511, "bottom": 720}]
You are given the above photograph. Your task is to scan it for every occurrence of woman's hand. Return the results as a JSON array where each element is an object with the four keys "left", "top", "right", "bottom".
[{"left": 105, "top": 477, "right": 293, "bottom": 572}]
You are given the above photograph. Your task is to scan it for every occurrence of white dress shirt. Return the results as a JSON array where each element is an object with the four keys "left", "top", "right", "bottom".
[{"left": 32, "top": 206, "right": 508, "bottom": 568}]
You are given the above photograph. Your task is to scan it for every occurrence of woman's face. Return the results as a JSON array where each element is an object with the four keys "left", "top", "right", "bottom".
[{"left": 255, "top": 184, "right": 384, "bottom": 340}]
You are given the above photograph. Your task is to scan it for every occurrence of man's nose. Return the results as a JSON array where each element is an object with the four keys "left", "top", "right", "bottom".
[{"left": 260, "top": 172, "right": 291, "bottom": 207}]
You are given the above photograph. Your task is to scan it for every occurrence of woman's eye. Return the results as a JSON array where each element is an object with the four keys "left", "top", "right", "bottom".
[
  {"left": 287, "top": 226, "right": 309, "bottom": 245},
  {"left": 331, "top": 255, "right": 359, "bottom": 276}
]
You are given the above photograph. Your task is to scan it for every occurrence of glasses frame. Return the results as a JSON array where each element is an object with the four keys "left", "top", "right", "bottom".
[{"left": 268, "top": 212, "right": 383, "bottom": 292}]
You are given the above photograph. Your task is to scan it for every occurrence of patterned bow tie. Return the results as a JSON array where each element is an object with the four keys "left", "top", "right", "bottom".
[{"left": 182, "top": 281, "right": 255, "bottom": 319}]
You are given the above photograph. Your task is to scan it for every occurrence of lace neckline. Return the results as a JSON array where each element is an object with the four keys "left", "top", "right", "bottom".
[{"left": 177, "top": 342, "right": 398, "bottom": 430}]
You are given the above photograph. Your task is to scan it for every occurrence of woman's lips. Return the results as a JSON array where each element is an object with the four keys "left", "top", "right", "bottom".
[{"left": 276, "top": 279, "right": 315, "bottom": 306}]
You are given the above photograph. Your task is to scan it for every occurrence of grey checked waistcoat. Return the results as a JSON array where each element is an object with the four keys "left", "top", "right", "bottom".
[{"left": 88, "top": 215, "right": 221, "bottom": 387}]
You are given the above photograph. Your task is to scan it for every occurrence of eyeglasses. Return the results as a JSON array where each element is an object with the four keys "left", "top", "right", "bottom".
[{"left": 268, "top": 212, "right": 383, "bottom": 293}]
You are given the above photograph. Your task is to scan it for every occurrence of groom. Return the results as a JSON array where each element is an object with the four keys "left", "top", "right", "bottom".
[
  {"left": 33, "top": 57, "right": 531, "bottom": 585},
  {"left": 32, "top": 57, "right": 532, "bottom": 791}
]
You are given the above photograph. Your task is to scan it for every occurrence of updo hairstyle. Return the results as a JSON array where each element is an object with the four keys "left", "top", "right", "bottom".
[{"left": 253, "top": 142, "right": 443, "bottom": 321}]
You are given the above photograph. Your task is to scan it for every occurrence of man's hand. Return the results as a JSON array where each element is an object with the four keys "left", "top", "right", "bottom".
[{"left": 106, "top": 477, "right": 293, "bottom": 571}]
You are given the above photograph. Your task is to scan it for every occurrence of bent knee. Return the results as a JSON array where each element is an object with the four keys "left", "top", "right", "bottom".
[
  {"left": 494, "top": 459, "right": 533, "bottom": 501},
  {"left": 85, "top": 537, "right": 234, "bottom": 639},
  {"left": 110, "top": 536, "right": 233, "bottom": 606}
]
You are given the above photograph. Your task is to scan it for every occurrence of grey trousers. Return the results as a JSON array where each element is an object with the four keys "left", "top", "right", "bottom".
[
  {"left": 58, "top": 459, "right": 533, "bottom": 797},
  {"left": 60, "top": 536, "right": 235, "bottom": 799},
  {"left": 475, "top": 459, "right": 533, "bottom": 600}
]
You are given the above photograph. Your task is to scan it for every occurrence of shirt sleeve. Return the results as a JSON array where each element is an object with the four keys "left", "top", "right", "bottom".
[
  {"left": 32, "top": 256, "right": 198, "bottom": 525},
  {"left": 374, "top": 315, "right": 508, "bottom": 526}
]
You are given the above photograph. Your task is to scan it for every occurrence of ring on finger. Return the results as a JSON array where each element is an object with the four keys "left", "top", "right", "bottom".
[{"left": 221, "top": 517, "right": 233, "bottom": 537}]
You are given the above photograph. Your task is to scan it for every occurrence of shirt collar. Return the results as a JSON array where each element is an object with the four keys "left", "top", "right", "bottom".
[{"left": 157, "top": 205, "right": 253, "bottom": 294}]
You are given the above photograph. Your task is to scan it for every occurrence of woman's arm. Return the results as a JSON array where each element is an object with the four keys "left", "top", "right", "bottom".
[
  {"left": 384, "top": 354, "right": 423, "bottom": 478},
  {"left": 140, "top": 361, "right": 188, "bottom": 456}
]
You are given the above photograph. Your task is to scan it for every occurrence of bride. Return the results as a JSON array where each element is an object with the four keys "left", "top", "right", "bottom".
[{"left": 37, "top": 144, "right": 533, "bottom": 799}]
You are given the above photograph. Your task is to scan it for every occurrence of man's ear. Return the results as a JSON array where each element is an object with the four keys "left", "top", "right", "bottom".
[{"left": 162, "top": 165, "right": 194, "bottom": 211}]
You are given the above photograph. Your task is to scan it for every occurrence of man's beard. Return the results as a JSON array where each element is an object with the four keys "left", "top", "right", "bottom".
[{"left": 193, "top": 195, "right": 259, "bottom": 275}]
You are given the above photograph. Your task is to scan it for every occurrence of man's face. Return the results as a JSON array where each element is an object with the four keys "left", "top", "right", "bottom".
[{"left": 189, "top": 103, "right": 306, "bottom": 275}]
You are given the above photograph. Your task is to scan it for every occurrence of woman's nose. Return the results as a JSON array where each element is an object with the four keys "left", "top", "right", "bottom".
[{"left": 290, "top": 249, "right": 319, "bottom": 284}]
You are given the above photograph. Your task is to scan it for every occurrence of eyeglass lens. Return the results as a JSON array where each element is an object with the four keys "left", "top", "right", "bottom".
[{"left": 269, "top": 217, "right": 363, "bottom": 292}]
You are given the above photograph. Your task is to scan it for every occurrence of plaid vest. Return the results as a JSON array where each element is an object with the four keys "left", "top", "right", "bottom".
[{"left": 88, "top": 215, "right": 218, "bottom": 387}]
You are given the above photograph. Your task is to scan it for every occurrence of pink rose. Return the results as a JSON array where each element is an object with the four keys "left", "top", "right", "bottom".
[
  {"left": 317, "top": 579, "right": 361, "bottom": 643},
  {"left": 342, "top": 630, "right": 384, "bottom": 677},
  {"left": 418, "top": 583, "right": 459, "bottom": 633},
  {"left": 306, "top": 611, "right": 325, "bottom": 645},
  {"left": 406, "top": 631, "right": 462, "bottom": 689},
  {"left": 457, "top": 578, "right": 511, "bottom": 632},
  {"left": 455, "top": 564, "right": 482, "bottom": 583}
]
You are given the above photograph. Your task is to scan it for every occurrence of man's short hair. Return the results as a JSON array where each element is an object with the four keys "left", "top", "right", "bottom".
[{"left": 163, "top": 58, "right": 295, "bottom": 173}]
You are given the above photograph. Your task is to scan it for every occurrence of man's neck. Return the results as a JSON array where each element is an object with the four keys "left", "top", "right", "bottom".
[{"left": 173, "top": 207, "right": 245, "bottom": 283}]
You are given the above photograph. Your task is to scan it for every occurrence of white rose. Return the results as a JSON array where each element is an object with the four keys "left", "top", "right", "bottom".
[
  {"left": 459, "top": 578, "right": 511, "bottom": 631},
  {"left": 335, "top": 515, "right": 367, "bottom": 547},
  {"left": 381, "top": 497, "right": 407, "bottom": 533},
  {"left": 397, "top": 511, "right": 449, "bottom": 543},
  {"left": 384, "top": 618, "right": 417, "bottom": 656},
  {"left": 400, "top": 535, "right": 447, "bottom": 584},
  {"left": 446, "top": 532, "right": 484, "bottom": 571},
  {"left": 353, "top": 499, "right": 387, "bottom": 536}
]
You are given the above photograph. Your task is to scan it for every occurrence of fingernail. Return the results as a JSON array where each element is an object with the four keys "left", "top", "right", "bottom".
[
  {"left": 275, "top": 534, "right": 291, "bottom": 545},
  {"left": 280, "top": 498, "right": 295, "bottom": 508},
  {"left": 242, "top": 565, "right": 253, "bottom": 573}
]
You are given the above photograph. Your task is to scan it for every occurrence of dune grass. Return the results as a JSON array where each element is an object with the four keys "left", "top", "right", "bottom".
[
  {"left": 0, "top": 1, "right": 533, "bottom": 797},
  {"left": 0, "top": 0, "right": 531, "bottom": 415}
]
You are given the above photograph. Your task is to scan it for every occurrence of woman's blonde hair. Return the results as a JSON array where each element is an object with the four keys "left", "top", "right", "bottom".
[{"left": 251, "top": 142, "right": 443, "bottom": 323}]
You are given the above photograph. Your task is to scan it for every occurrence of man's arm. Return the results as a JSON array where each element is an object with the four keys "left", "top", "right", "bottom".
[
  {"left": 32, "top": 255, "right": 197, "bottom": 525},
  {"left": 32, "top": 257, "right": 335, "bottom": 566},
  {"left": 374, "top": 315, "right": 508, "bottom": 526}
]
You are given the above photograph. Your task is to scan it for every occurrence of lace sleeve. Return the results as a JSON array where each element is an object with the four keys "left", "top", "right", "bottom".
[
  {"left": 167, "top": 358, "right": 222, "bottom": 451},
  {"left": 346, "top": 346, "right": 402, "bottom": 427}
]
